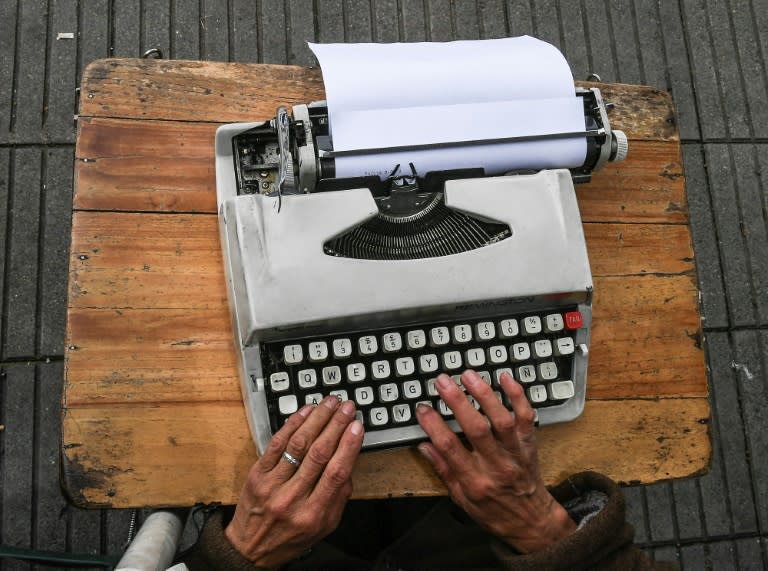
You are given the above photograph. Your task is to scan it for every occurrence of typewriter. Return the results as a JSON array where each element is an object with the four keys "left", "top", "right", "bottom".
[{"left": 215, "top": 72, "right": 627, "bottom": 454}]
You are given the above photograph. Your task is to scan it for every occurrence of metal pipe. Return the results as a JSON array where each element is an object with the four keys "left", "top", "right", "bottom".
[{"left": 115, "top": 510, "right": 185, "bottom": 571}]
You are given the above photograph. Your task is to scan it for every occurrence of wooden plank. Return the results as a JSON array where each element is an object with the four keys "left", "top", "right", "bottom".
[
  {"left": 67, "top": 212, "right": 693, "bottom": 309},
  {"left": 588, "top": 274, "right": 704, "bottom": 399},
  {"left": 584, "top": 223, "right": 694, "bottom": 276},
  {"left": 576, "top": 140, "right": 686, "bottom": 224},
  {"left": 79, "top": 60, "right": 326, "bottom": 123},
  {"left": 76, "top": 59, "right": 677, "bottom": 142},
  {"left": 64, "top": 270, "right": 704, "bottom": 406},
  {"left": 74, "top": 118, "right": 218, "bottom": 213},
  {"left": 61, "top": 397, "right": 710, "bottom": 508},
  {"left": 65, "top": 308, "right": 240, "bottom": 405},
  {"left": 73, "top": 115, "right": 684, "bottom": 221},
  {"left": 65, "top": 211, "right": 704, "bottom": 404},
  {"left": 68, "top": 213, "right": 227, "bottom": 311}
]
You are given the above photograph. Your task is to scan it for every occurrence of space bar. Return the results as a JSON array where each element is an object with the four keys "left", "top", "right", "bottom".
[{"left": 362, "top": 420, "right": 462, "bottom": 450}]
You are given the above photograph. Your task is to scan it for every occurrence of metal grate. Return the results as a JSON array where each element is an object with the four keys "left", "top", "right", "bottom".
[{"left": 323, "top": 194, "right": 510, "bottom": 260}]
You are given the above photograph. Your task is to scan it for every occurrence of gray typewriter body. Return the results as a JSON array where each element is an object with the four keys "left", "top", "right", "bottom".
[{"left": 215, "top": 91, "right": 625, "bottom": 455}]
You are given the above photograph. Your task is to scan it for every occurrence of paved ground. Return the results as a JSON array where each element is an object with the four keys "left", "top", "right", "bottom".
[{"left": 1, "top": 0, "right": 768, "bottom": 568}]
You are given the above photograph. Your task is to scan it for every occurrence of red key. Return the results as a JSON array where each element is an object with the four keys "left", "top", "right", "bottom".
[{"left": 564, "top": 311, "right": 583, "bottom": 330}]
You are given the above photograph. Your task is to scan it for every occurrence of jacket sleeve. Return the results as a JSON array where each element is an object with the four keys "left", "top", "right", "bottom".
[
  {"left": 178, "top": 508, "right": 266, "bottom": 571},
  {"left": 491, "top": 471, "right": 677, "bottom": 570}
]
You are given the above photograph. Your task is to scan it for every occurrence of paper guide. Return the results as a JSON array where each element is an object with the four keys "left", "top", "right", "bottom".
[{"left": 308, "top": 36, "right": 587, "bottom": 180}]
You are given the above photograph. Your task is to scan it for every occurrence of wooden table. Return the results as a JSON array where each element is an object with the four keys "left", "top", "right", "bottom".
[{"left": 63, "top": 58, "right": 710, "bottom": 508}]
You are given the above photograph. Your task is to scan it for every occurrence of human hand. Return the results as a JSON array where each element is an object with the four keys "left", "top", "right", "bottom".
[
  {"left": 416, "top": 370, "right": 576, "bottom": 553},
  {"left": 225, "top": 397, "right": 364, "bottom": 569}
]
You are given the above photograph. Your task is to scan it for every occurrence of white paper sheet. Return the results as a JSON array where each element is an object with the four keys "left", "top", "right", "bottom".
[{"left": 308, "top": 37, "right": 587, "bottom": 179}]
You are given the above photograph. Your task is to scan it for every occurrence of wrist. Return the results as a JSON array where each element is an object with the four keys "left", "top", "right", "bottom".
[
  {"left": 502, "top": 495, "right": 577, "bottom": 554},
  {"left": 224, "top": 521, "right": 279, "bottom": 571}
]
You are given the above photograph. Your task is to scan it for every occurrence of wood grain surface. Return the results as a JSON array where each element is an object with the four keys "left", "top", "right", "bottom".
[{"left": 64, "top": 59, "right": 710, "bottom": 508}]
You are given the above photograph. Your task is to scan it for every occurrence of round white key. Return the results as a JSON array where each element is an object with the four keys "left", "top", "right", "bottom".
[
  {"left": 322, "top": 365, "right": 342, "bottom": 385},
  {"left": 278, "top": 394, "right": 298, "bottom": 414},
  {"left": 476, "top": 321, "right": 495, "bottom": 340},
  {"left": 358, "top": 335, "right": 378, "bottom": 355},
  {"left": 499, "top": 319, "right": 519, "bottom": 339},
  {"left": 382, "top": 332, "right": 403, "bottom": 353},
  {"left": 443, "top": 351, "right": 462, "bottom": 370},
  {"left": 522, "top": 316, "right": 542, "bottom": 336},
  {"left": 379, "top": 383, "right": 399, "bottom": 402},
  {"left": 493, "top": 368, "right": 513, "bottom": 385},
  {"left": 515, "top": 364, "right": 536, "bottom": 383},
  {"left": 510, "top": 342, "right": 531, "bottom": 362},
  {"left": 354, "top": 386, "right": 374, "bottom": 406},
  {"left": 538, "top": 362, "right": 558, "bottom": 381},
  {"left": 370, "top": 407, "right": 389, "bottom": 426},
  {"left": 452, "top": 324, "right": 472, "bottom": 343},
  {"left": 297, "top": 369, "right": 317, "bottom": 389},
  {"left": 332, "top": 338, "right": 352, "bottom": 358},
  {"left": 555, "top": 337, "right": 575, "bottom": 356},
  {"left": 308, "top": 341, "right": 328, "bottom": 362},
  {"left": 372, "top": 360, "right": 391, "bottom": 380},
  {"left": 406, "top": 329, "right": 427, "bottom": 350},
  {"left": 283, "top": 344, "right": 303, "bottom": 364},
  {"left": 329, "top": 389, "right": 348, "bottom": 401},
  {"left": 527, "top": 385, "right": 547, "bottom": 403},
  {"left": 419, "top": 354, "right": 439, "bottom": 373},
  {"left": 346, "top": 363, "right": 366, "bottom": 383},
  {"left": 488, "top": 345, "right": 508, "bottom": 364},
  {"left": 430, "top": 326, "right": 450, "bottom": 346},
  {"left": 392, "top": 404, "right": 412, "bottom": 423},
  {"left": 402, "top": 380, "right": 422, "bottom": 399},
  {"left": 465, "top": 347, "right": 486, "bottom": 367},
  {"left": 545, "top": 313, "right": 565, "bottom": 332},
  {"left": 270, "top": 372, "right": 290, "bottom": 392},
  {"left": 549, "top": 380, "right": 575, "bottom": 400},
  {"left": 395, "top": 356, "right": 415, "bottom": 377},
  {"left": 533, "top": 339, "right": 553, "bottom": 359}
]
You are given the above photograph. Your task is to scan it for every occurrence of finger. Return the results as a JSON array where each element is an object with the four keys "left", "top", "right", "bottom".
[
  {"left": 258, "top": 404, "right": 313, "bottom": 472},
  {"left": 271, "top": 396, "right": 341, "bottom": 482},
  {"left": 415, "top": 399, "right": 473, "bottom": 476},
  {"left": 436, "top": 373, "right": 496, "bottom": 456},
  {"left": 460, "top": 370, "right": 513, "bottom": 430},
  {"left": 293, "top": 400, "right": 357, "bottom": 488},
  {"left": 310, "top": 419, "right": 364, "bottom": 506},
  {"left": 417, "top": 442, "right": 468, "bottom": 505},
  {"left": 500, "top": 373, "right": 537, "bottom": 444},
  {"left": 462, "top": 371, "right": 519, "bottom": 448}
]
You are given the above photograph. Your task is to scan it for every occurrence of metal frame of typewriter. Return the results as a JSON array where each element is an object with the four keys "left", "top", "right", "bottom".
[{"left": 215, "top": 87, "right": 626, "bottom": 454}]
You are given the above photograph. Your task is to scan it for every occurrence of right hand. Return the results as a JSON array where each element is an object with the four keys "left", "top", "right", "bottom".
[
  {"left": 416, "top": 370, "right": 576, "bottom": 553},
  {"left": 225, "top": 396, "right": 364, "bottom": 569}
]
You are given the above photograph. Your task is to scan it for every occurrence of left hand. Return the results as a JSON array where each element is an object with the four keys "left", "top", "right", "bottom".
[
  {"left": 416, "top": 370, "right": 576, "bottom": 553},
  {"left": 225, "top": 396, "right": 364, "bottom": 569}
]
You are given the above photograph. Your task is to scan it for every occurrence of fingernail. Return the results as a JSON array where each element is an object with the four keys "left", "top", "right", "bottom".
[
  {"left": 350, "top": 419, "right": 363, "bottom": 435},
  {"left": 341, "top": 400, "right": 355, "bottom": 417},
  {"left": 416, "top": 403, "right": 430, "bottom": 416},
  {"left": 298, "top": 404, "right": 313, "bottom": 417},
  {"left": 436, "top": 375, "right": 451, "bottom": 390},
  {"left": 501, "top": 371, "right": 516, "bottom": 384},
  {"left": 417, "top": 443, "right": 433, "bottom": 462},
  {"left": 463, "top": 371, "right": 477, "bottom": 387},
  {"left": 324, "top": 396, "right": 339, "bottom": 409}
]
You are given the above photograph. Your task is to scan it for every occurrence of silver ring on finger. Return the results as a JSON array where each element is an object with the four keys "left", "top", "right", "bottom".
[{"left": 282, "top": 451, "right": 302, "bottom": 467}]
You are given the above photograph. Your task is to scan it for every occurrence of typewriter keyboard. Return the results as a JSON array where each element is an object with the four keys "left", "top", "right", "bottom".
[{"left": 261, "top": 308, "right": 586, "bottom": 448}]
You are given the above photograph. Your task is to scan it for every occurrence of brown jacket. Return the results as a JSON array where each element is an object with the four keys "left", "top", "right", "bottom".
[{"left": 180, "top": 472, "right": 676, "bottom": 570}]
